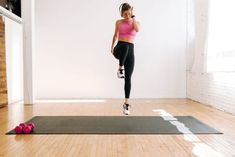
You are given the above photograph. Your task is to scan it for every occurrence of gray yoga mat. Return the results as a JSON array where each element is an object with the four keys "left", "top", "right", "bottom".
[{"left": 6, "top": 116, "right": 222, "bottom": 134}]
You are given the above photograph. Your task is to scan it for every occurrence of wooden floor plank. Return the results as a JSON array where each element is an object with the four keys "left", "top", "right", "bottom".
[{"left": 0, "top": 99, "right": 235, "bottom": 157}]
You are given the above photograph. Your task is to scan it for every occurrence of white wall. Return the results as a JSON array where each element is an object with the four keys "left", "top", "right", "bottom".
[
  {"left": 35, "top": 0, "right": 187, "bottom": 99},
  {"left": 187, "top": 0, "right": 235, "bottom": 115},
  {"left": 5, "top": 17, "right": 23, "bottom": 104},
  {"left": 21, "top": 0, "right": 35, "bottom": 104}
]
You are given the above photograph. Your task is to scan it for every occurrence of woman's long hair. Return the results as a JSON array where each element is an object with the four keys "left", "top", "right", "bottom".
[{"left": 119, "top": 3, "right": 131, "bottom": 16}]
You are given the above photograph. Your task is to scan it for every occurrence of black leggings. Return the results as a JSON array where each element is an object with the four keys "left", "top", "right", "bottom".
[{"left": 113, "top": 41, "right": 135, "bottom": 99}]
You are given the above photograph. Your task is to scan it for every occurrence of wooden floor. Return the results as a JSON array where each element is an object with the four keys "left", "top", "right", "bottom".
[{"left": 0, "top": 99, "right": 235, "bottom": 157}]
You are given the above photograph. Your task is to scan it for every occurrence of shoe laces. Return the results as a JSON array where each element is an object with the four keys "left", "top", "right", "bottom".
[
  {"left": 119, "top": 69, "right": 124, "bottom": 74},
  {"left": 124, "top": 103, "right": 130, "bottom": 110}
]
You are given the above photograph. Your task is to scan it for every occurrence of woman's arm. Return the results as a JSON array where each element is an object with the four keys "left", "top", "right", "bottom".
[
  {"left": 111, "top": 20, "right": 119, "bottom": 53},
  {"left": 131, "top": 7, "right": 140, "bottom": 32},
  {"left": 132, "top": 17, "right": 140, "bottom": 32}
]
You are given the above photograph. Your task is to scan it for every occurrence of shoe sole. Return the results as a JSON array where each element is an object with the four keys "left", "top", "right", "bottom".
[{"left": 117, "top": 74, "right": 125, "bottom": 78}]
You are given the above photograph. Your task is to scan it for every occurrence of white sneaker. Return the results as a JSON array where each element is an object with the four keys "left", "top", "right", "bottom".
[
  {"left": 117, "top": 69, "right": 125, "bottom": 78},
  {"left": 123, "top": 103, "right": 130, "bottom": 115}
]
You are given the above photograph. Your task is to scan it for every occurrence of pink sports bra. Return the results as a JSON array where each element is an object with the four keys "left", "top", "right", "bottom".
[{"left": 118, "top": 20, "right": 137, "bottom": 40}]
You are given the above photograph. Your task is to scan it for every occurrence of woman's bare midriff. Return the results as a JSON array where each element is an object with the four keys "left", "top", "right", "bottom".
[{"left": 118, "top": 38, "right": 134, "bottom": 44}]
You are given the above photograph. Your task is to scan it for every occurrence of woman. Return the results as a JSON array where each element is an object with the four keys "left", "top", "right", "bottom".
[{"left": 111, "top": 3, "right": 140, "bottom": 115}]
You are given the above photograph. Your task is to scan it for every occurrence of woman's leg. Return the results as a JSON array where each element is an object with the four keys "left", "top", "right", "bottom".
[
  {"left": 124, "top": 45, "right": 135, "bottom": 102},
  {"left": 113, "top": 43, "right": 129, "bottom": 68},
  {"left": 113, "top": 43, "right": 130, "bottom": 78},
  {"left": 122, "top": 45, "right": 134, "bottom": 115}
]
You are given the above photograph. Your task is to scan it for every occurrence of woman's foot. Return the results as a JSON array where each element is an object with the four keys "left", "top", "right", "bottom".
[
  {"left": 123, "top": 103, "right": 130, "bottom": 115},
  {"left": 117, "top": 68, "right": 125, "bottom": 78}
]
